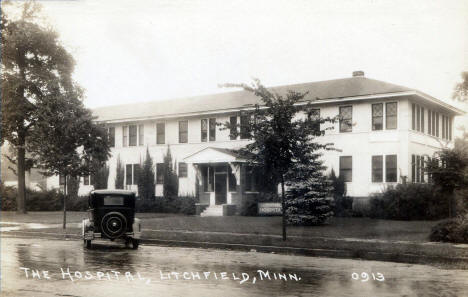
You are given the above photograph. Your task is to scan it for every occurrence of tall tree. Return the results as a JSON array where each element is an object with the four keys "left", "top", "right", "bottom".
[
  {"left": 222, "top": 79, "right": 335, "bottom": 240},
  {"left": 453, "top": 71, "right": 468, "bottom": 102},
  {"left": 115, "top": 154, "right": 125, "bottom": 189},
  {"left": 426, "top": 146, "right": 468, "bottom": 217},
  {"left": 137, "top": 148, "right": 156, "bottom": 200},
  {"left": 92, "top": 163, "right": 109, "bottom": 190},
  {"left": 28, "top": 88, "right": 110, "bottom": 229},
  {"left": 1, "top": 2, "right": 77, "bottom": 213},
  {"left": 163, "top": 146, "right": 179, "bottom": 199}
]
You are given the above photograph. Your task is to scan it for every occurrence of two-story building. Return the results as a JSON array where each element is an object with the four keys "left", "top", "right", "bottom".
[{"left": 46, "top": 71, "right": 464, "bottom": 215}]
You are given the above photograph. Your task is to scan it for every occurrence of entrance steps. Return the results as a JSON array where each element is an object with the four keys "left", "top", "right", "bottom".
[{"left": 200, "top": 205, "right": 223, "bottom": 217}]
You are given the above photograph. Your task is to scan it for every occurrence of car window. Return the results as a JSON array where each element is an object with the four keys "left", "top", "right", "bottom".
[{"left": 103, "top": 196, "right": 124, "bottom": 206}]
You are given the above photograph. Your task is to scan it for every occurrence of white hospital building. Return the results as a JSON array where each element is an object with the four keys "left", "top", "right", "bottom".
[{"left": 44, "top": 72, "right": 464, "bottom": 214}]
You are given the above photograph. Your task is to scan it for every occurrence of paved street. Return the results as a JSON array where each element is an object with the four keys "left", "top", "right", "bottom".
[{"left": 1, "top": 235, "right": 467, "bottom": 297}]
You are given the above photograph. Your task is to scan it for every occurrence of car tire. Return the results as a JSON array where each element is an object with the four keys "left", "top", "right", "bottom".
[
  {"left": 84, "top": 240, "right": 92, "bottom": 249},
  {"left": 132, "top": 238, "right": 139, "bottom": 249}
]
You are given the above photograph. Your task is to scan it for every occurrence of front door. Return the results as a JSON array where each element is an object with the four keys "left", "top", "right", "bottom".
[{"left": 215, "top": 173, "right": 227, "bottom": 205}]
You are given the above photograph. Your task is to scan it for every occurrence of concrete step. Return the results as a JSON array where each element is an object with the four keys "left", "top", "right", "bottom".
[{"left": 200, "top": 205, "right": 223, "bottom": 217}]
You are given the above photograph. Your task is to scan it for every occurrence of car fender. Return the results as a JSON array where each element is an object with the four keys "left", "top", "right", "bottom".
[{"left": 132, "top": 218, "right": 142, "bottom": 239}]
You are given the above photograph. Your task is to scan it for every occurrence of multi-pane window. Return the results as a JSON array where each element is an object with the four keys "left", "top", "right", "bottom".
[
  {"left": 339, "top": 156, "right": 352, "bottom": 182},
  {"left": 179, "top": 120, "right": 188, "bottom": 143},
  {"left": 122, "top": 126, "right": 128, "bottom": 147},
  {"left": 83, "top": 175, "right": 90, "bottom": 185},
  {"left": 156, "top": 123, "right": 165, "bottom": 144},
  {"left": 108, "top": 127, "right": 115, "bottom": 147},
  {"left": 230, "top": 116, "right": 238, "bottom": 140},
  {"left": 240, "top": 114, "right": 251, "bottom": 139},
  {"left": 156, "top": 163, "right": 164, "bottom": 184},
  {"left": 371, "top": 156, "right": 383, "bottom": 182},
  {"left": 339, "top": 106, "right": 352, "bottom": 132},
  {"left": 411, "top": 155, "right": 426, "bottom": 183},
  {"left": 128, "top": 125, "right": 137, "bottom": 146},
  {"left": 386, "top": 102, "right": 397, "bottom": 129},
  {"left": 385, "top": 155, "right": 397, "bottom": 182},
  {"left": 125, "top": 164, "right": 139, "bottom": 185},
  {"left": 138, "top": 124, "right": 144, "bottom": 146},
  {"left": 372, "top": 155, "right": 397, "bottom": 183},
  {"left": 209, "top": 118, "right": 216, "bottom": 141},
  {"left": 372, "top": 104, "right": 383, "bottom": 130},
  {"left": 178, "top": 163, "right": 187, "bottom": 178},
  {"left": 310, "top": 109, "right": 320, "bottom": 133},
  {"left": 201, "top": 119, "right": 208, "bottom": 142}
]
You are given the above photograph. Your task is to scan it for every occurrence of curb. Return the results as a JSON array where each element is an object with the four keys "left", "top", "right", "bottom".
[{"left": 3, "top": 229, "right": 468, "bottom": 269}]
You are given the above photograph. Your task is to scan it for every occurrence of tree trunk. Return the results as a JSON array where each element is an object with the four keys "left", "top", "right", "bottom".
[
  {"left": 16, "top": 135, "right": 27, "bottom": 214},
  {"left": 63, "top": 175, "right": 67, "bottom": 230},
  {"left": 281, "top": 175, "right": 286, "bottom": 241}
]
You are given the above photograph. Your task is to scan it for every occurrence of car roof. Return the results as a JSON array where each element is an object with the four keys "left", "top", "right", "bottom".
[{"left": 90, "top": 190, "right": 135, "bottom": 196}]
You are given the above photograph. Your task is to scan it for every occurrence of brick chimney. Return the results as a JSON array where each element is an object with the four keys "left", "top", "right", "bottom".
[{"left": 352, "top": 71, "right": 365, "bottom": 77}]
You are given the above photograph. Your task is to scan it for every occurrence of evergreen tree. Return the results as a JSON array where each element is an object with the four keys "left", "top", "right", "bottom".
[
  {"left": 163, "top": 146, "right": 179, "bottom": 199},
  {"left": 222, "top": 79, "right": 335, "bottom": 239},
  {"left": 137, "top": 148, "right": 156, "bottom": 200},
  {"left": 115, "top": 155, "right": 125, "bottom": 189},
  {"left": 92, "top": 164, "right": 109, "bottom": 190},
  {"left": 285, "top": 149, "right": 334, "bottom": 225}
]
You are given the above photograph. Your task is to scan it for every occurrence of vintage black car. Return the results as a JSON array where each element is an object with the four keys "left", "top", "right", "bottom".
[{"left": 82, "top": 190, "right": 141, "bottom": 249}]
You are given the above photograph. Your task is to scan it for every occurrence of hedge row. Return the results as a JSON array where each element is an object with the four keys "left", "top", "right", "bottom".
[
  {"left": 1, "top": 183, "right": 195, "bottom": 214},
  {"left": 368, "top": 183, "right": 449, "bottom": 220}
]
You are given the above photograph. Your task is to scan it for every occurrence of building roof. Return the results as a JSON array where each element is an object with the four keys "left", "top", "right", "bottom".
[{"left": 92, "top": 75, "right": 459, "bottom": 122}]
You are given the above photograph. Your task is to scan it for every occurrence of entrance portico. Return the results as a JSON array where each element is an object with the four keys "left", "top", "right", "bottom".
[{"left": 184, "top": 147, "right": 256, "bottom": 215}]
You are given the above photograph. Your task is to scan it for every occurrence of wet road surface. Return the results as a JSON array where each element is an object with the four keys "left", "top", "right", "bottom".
[{"left": 1, "top": 235, "right": 467, "bottom": 297}]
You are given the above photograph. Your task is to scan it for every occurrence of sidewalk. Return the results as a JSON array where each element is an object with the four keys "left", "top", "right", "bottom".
[{"left": 2, "top": 211, "right": 468, "bottom": 268}]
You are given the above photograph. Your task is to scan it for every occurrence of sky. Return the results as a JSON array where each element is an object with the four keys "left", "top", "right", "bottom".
[{"left": 4, "top": 0, "right": 468, "bottom": 118}]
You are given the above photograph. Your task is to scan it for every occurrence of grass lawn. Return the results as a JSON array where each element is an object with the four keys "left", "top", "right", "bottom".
[{"left": 1, "top": 211, "right": 438, "bottom": 242}]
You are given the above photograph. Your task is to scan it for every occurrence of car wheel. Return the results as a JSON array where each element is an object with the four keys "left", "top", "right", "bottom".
[
  {"left": 84, "top": 240, "right": 92, "bottom": 249},
  {"left": 132, "top": 238, "right": 139, "bottom": 249}
]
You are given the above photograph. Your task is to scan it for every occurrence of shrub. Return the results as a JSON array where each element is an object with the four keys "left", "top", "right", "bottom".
[
  {"left": 430, "top": 215, "right": 468, "bottom": 243},
  {"left": 328, "top": 169, "right": 352, "bottom": 217},
  {"left": 26, "top": 189, "right": 64, "bottom": 211},
  {"left": 0, "top": 183, "right": 17, "bottom": 211},
  {"left": 240, "top": 195, "right": 258, "bottom": 216},
  {"left": 67, "top": 195, "right": 89, "bottom": 211},
  {"left": 369, "top": 183, "right": 448, "bottom": 220},
  {"left": 138, "top": 148, "right": 155, "bottom": 200},
  {"left": 135, "top": 196, "right": 196, "bottom": 215}
]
